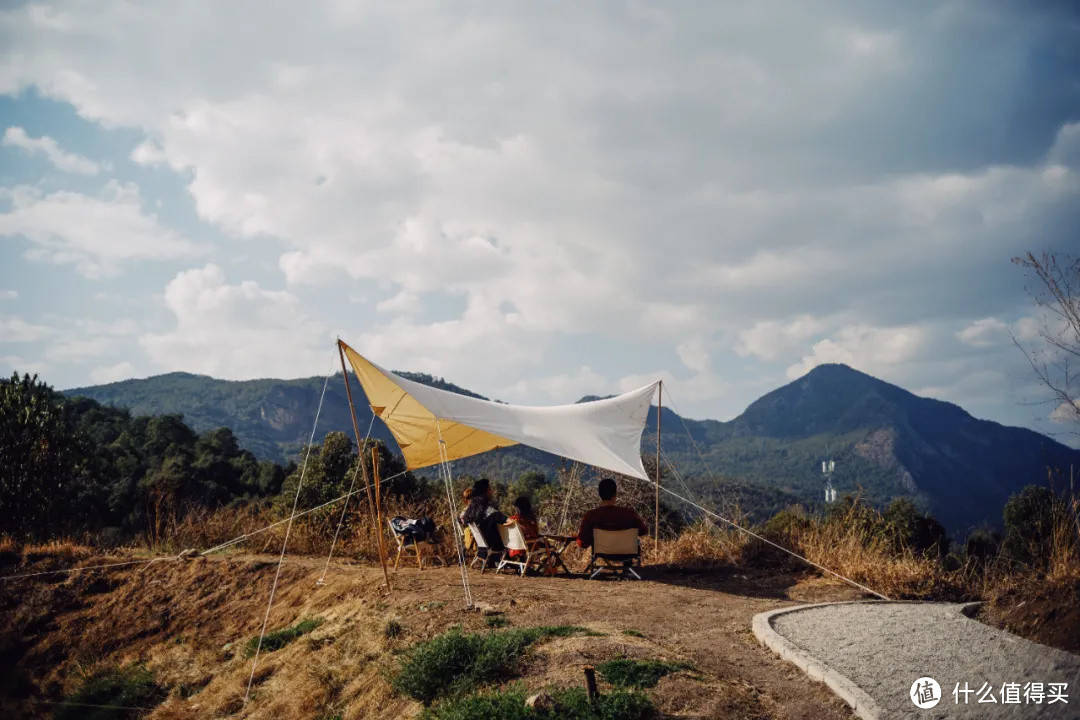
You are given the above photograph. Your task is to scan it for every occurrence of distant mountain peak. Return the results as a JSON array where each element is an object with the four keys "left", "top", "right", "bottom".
[
  {"left": 796, "top": 362, "right": 896, "bottom": 387},
  {"left": 577, "top": 394, "right": 616, "bottom": 404}
]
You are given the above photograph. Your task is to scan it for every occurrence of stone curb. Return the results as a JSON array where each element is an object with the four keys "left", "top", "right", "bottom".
[{"left": 753, "top": 601, "right": 901, "bottom": 720}]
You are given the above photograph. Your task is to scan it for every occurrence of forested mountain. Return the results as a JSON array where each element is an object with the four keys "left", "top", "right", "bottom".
[{"left": 64, "top": 364, "right": 1080, "bottom": 532}]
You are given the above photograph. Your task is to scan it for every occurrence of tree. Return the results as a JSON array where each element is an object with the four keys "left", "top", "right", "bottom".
[
  {"left": 1012, "top": 252, "right": 1080, "bottom": 433},
  {"left": 1002, "top": 485, "right": 1062, "bottom": 567},
  {"left": 0, "top": 373, "right": 82, "bottom": 538},
  {"left": 508, "top": 470, "right": 549, "bottom": 503},
  {"left": 277, "top": 431, "right": 357, "bottom": 512},
  {"left": 882, "top": 497, "right": 949, "bottom": 558}
]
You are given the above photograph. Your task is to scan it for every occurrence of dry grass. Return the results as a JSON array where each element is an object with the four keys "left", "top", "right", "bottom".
[
  {"left": 766, "top": 503, "right": 966, "bottom": 600},
  {"left": 644, "top": 521, "right": 744, "bottom": 569},
  {"left": 162, "top": 494, "right": 461, "bottom": 564},
  {"left": 0, "top": 537, "right": 97, "bottom": 575},
  {"left": 13, "top": 481, "right": 1079, "bottom": 607},
  {"left": 643, "top": 503, "right": 970, "bottom": 600},
  {"left": 1046, "top": 493, "right": 1080, "bottom": 583}
]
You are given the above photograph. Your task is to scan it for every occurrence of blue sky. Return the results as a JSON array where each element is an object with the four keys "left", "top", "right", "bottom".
[{"left": 1, "top": 1, "right": 1078, "bottom": 443}]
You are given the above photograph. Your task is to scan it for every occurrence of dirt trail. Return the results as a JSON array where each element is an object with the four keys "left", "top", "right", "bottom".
[{"left": 2, "top": 552, "right": 867, "bottom": 719}]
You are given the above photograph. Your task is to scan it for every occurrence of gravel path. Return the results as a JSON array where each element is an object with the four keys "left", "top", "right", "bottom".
[{"left": 761, "top": 601, "right": 1080, "bottom": 719}]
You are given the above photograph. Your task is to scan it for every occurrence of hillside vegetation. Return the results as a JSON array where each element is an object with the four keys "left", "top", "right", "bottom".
[{"left": 65, "top": 363, "right": 1080, "bottom": 531}]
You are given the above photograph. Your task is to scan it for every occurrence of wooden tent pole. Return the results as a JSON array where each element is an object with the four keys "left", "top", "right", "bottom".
[
  {"left": 337, "top": 340, "right": 390, "bottom": 590},
  {"left": 372, "top": 447, "right": 392, "bottom": 586},
  {"left": 655, "top": 382, "right": 661, "bottom": 551}
]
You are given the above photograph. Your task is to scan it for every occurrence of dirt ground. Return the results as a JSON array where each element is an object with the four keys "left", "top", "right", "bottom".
[
  {"left": 0, "top": 551, "right": 867, "bottom": 719},
  {"left": 979, "top": 578, "right": 1080, "bottom": 655}
]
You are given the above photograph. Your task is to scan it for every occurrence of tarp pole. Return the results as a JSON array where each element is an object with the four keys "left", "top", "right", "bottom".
[
  {"left": 655, "top": 381, "right": 661, "bottom": 551},
  {"left": 337, "top": 339, "right": 391, "bottom": 590},
  {"left": 372, "top": 447, "right": 391, "bottom": 586}
]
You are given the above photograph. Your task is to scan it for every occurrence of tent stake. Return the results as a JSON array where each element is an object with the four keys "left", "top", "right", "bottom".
[
  {"left": 655, "top": 381, "right": 662, "bottom": 552},
  {"left": 338, "top": 339, "right": 391, "bottom": 591}
]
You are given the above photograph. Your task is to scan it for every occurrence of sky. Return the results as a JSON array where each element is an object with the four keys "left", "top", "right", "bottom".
[{"left": 1, "top": 1, "right": 1078, "bottom": 443}]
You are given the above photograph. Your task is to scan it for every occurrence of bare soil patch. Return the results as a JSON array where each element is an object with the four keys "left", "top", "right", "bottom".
[{"left": 979, "top": 578, "right": 1080, "bottom": 654}]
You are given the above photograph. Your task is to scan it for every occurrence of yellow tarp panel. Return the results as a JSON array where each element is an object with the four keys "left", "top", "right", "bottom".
[{"left": 342, "top": 343, "right": 518, "bottom": 469}]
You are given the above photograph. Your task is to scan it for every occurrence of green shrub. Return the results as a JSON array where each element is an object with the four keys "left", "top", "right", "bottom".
[
  {"left": 596, "top": 659, "right": 693, "bottom": 689},
  {"left": 385, "top": 618, "right": 405, "bottom": 639},
  {"left": 963, "top": 528, "right": 1001, "bottom": 565},
  {"left": 759, "top": 508, "right": 810, "bottom": 542},
  {"left": 881, "top": 498, "right": 949, "bottom": 557},
  {"left": 419, "top": 686, "right": 654, "bottom": 720},
  {"left": 485, "top": 615, "right": 511, "bottom": 629},
  {"left": 393, "top": 626, "right": 591, "bottom": 704},
  {"left": 244, "top": 617, "right": 324, "bottom": 657},
  {"left": 1002, "top": 486, "right": 1062, "bottom": 567},
  {"left": 620, "top": 630, "right": 645, "bottom": 638},
  {"left": 54, "top": 664, "right": 166, "bottom": 719}
]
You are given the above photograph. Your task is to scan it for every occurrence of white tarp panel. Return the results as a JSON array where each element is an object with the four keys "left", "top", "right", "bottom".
[{"left": 352, "top": 349, "right": 657, "bottom": 479}]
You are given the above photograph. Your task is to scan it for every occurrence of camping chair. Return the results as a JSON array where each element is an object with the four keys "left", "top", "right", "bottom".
[
  {"left": 388, "top": 517, "right": 437, "bottom": 570},
  {"left": 468, "top": 523, "right": 503, "bottom": 573},
  {"left": 495, "top": 521, "right": 548, "bottom": 576},
  {"left": 586, "top": 528, "right": 642, "bottom": 580}
]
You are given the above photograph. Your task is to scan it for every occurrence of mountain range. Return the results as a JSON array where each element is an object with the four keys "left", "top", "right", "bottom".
[{"left": 64, "top": 363, "right": 1080, "bottom": 533}]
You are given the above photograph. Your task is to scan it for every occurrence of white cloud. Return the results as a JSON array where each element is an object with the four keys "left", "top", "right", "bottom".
[
  {"left": 0, "top": 181, "right": 207, "bottom": 277},
  {"left": 736, "top": 315, "right": 829, "bottom": 362},
  {"left": 499, "top": 365, "right": 610, "bottom": 404},
  {"left": 140, "top": 264, "right": 333, "bottom": 378},
  {"left": 1, "top": 1, "right": 1078, "bottom": 430},
  {"left": 1012, "top": 316, "right": 1043, "bottom": 343},
  {"left": 786, "top": 324, "right": 926, "bottom": 380},
  {"left": 90, "top": 361, "right": 136, "bottom": 384},
  {"left": 355, "top": 289, "right": 537, "bottom": 381},
  {"left": 130, "top": 139, "right": 167, "bottom": 166},
  {"left": 376, "top": 291, "right": 421, "bottom": 316},
  {"left": 73, "top": 317, "right": 139, "bottom": 336},
  {"left": 49, "top": 336, "right": 111, "bottom": 363},
  {"left": 0, "top": 354, "right": 49, "bottom": 378},
  {"left": 0, "top": 313, "right": 55, "bottom": 342},
  {"left": 1050, "top": 400, "right": 1080, "bottom": 424},
  {"left": 2, "top": 126, "right": 99, "bottom": 174},
  {"left": 617, "top": 368, "right": 729, "bottom": 415},
  {"left": 0, "top": 290, "right": 17, "bottom": 300},
  {"left": 675, "top": 338, "right": 710, "bottom": 373},
  {"left": 957, "top": 317, "right": 1010, "bottom": 348}
]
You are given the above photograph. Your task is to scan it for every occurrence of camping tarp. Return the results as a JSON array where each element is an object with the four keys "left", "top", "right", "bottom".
[{"left": 341, "top": 342, "right": 657, "bottom": 480}]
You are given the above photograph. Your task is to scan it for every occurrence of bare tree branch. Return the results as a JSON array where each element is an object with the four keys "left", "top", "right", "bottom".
[{"left": 1011, "top": 252, "right": 1080, "bottom": 433}]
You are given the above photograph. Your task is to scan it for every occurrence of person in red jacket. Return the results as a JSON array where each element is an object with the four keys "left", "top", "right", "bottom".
[
  {"left": 577, "top": 478, "right": 648, "bottom": 548},
  {"left": 506, "top": 495, "right": 541, "bottom": 559}
]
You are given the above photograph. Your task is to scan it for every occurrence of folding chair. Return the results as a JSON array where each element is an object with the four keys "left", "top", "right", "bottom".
[
  {"left": 586, "top": 528, "right": 642, "bottom": 580},
  {"left": 388, "top": 518, "right": 436, "bottom": 570},
  {"left": 495, "top": 521, "right": 544, "bottom": 576},
  {"left": 468, "top": 523, "right": 503, "bottom": 573}
]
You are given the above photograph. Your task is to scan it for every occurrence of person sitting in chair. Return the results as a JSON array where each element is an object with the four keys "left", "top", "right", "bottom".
[
  {"left": 576, "top": 478, "right": 648, "bottom": 549},
  {"left": 506, "top": 496, "right": 541, "bottom": 559},
  {"left": 460, "top": 478, "right": 507, "bottom": 562}
]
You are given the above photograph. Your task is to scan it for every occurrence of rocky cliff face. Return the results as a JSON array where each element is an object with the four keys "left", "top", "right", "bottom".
[{"left": 854, "top": 428, "right": 918, "bottom": 493}]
